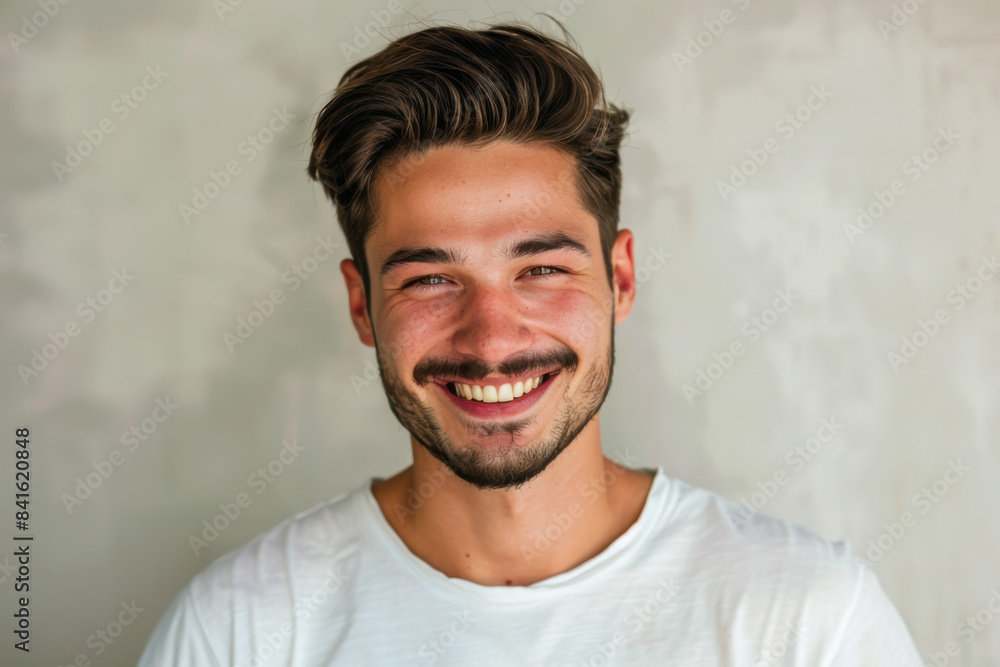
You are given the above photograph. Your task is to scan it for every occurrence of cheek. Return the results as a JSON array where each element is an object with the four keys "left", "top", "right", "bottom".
[
  {"left": 527, "top": 290, "right": 610, "bottom": 350},
  {"left": 378, "top": 299, "right": 455, "bottom": 360}
]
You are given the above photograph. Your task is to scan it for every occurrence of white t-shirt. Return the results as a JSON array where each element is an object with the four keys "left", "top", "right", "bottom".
[{"left": 138, "top": 467, "right": 923, "bottom": 666}]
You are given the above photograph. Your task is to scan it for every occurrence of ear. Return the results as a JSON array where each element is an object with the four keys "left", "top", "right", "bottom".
[
  {"left": 610, "top": 229, "right": 636, "bottom": 325},
  {"left": 340, "top": 258, "right": 375, "bottom": 348}
]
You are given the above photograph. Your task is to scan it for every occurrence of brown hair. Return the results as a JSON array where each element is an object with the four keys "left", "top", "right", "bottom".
[{"left": 306, "top": 20, "right": 630, "bottom": 311}]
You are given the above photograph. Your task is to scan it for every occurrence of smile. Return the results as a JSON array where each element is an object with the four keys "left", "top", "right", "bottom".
[
  {"left": 434, "top": 372, "right": 559, "bottom": 418},
  {"left": 444, "top": 372, "right": 554, "bottom": 403}
]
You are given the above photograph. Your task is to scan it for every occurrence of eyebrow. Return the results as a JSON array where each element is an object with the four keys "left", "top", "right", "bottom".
[
  {"left": 379, "top": 246, "right": 461, "bottom": 278},
  {"left": 507, "top": 231, "right": 591, "bottom": 261},
  {"left": 378, "top": 231, "right": 591, "bottom": 278}
]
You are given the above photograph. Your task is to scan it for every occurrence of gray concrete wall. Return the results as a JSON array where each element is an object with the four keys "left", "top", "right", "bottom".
[{"left": 2, "top": 0, "right": 998, "bottom": 663}]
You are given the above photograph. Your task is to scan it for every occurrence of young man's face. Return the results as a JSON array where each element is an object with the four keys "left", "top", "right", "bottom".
[{"left": 341, "top": 141, "right": 635, "bottom": 489}]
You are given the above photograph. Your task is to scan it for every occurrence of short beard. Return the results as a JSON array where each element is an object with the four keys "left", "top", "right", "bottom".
[{"left": 372, "top": 311, "right": 616, "bottom": 490}]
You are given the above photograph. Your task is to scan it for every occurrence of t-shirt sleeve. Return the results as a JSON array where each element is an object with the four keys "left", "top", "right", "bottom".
[
  {"left": 136, "top": 585, "right": 225, "bottom": 667},
  {"left": 819, "top": 562, "right": 923, "bottom": 666}
]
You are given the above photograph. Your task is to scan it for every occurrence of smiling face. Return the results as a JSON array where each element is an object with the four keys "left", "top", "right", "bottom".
[{"left": 341, "top": 140, "right": 635, "bottom": 490}]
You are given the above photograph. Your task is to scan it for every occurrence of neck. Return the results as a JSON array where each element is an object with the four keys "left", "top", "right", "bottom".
[{"left": 371, "top": 418, "right": 654, "bottom": 586}]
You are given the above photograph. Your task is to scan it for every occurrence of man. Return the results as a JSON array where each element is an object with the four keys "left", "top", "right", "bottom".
[{"left": 139, "top": 22, "right": 922, "bottom": 665}]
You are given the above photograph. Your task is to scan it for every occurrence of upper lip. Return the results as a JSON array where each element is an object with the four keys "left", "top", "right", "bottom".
[{"left": 434, "top": 369, "right": 560, "bottom": 387}]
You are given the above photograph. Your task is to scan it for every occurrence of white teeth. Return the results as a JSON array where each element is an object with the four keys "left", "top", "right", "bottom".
[{"left": 449, "top": 374, "right": 549, "bottom": 403}]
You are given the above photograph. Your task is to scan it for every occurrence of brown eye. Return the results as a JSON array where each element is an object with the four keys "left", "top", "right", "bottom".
[
  {"left": 526, "top": 266, "right": 561, "bottom": 277},
  {"left": 402, "top": 274, "right": 448, "bottom": 290}
]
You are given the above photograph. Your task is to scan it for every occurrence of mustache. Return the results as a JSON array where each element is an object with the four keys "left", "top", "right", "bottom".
[{"left": 412, "top": 347, "right": 578, "bottom": 385}]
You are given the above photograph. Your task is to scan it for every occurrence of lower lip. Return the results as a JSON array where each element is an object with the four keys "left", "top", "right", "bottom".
[{"left": 436, "top": 373, "right": 558, "bottom": 419}]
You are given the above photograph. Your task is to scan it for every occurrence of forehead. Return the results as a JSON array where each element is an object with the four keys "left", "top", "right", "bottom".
[{"left": 369, "top": 141, "right": 597, "bottom": 261}]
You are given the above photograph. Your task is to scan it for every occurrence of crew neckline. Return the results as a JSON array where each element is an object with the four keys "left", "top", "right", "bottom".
[{"left": 358, "top": 465, "right": 674, "bottom": 604}]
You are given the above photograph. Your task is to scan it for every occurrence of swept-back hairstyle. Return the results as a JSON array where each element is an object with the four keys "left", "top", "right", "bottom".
[{"left": 307, "top": 21, "right": 630, "bottom": 311}]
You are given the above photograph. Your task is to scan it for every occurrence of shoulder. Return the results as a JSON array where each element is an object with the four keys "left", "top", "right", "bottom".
[
  {"left": 652, "top": 475, "right": 870, "bottom": 612},
  {"left": 196, "top": 484, "right": 365, "bottom": 592},
  {"left": 647, "top": 475, "right": 921, "bottom": 662},
  {"left": 185, "top": 484, "right": 369, "bottom": 633},
  {"left": 139, "top": 485, "right": 371, "bottom": 665}
]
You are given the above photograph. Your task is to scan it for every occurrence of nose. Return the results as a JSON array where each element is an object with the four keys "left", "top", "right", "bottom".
[{"left": 450, "top": 281, "right": 535, "bottom": 364}]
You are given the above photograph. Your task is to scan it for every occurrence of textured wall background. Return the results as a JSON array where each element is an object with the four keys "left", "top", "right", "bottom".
[{"left": 2, "top": 0, "right": 998, "bottom": 664}]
